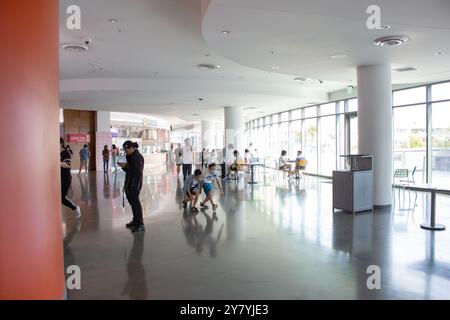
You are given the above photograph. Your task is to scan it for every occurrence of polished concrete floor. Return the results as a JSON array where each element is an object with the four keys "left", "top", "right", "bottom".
[{"left": 62, "top": 166, "right": 450, "bottom": 299}]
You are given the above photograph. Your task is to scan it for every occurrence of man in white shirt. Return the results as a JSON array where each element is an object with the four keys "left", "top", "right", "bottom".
[{"left": 182, "top": 138, "right": 194, "bottom": 181}]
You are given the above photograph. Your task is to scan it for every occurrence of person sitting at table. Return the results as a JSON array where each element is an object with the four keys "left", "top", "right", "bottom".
[
  {"left": 295, "top": 150, "right": 307, "bottom": 178},
  {"left": 279, "top": 150, "right": 294, "bottom": 178}
]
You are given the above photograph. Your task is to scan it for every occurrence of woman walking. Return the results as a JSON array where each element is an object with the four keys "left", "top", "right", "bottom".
[{"left": 119, "top": 141, "right": 145, "bottom": 233}]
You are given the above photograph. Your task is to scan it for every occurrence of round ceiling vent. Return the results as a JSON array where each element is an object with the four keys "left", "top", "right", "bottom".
[
  {"left": 373, "top": 35, "right": 409, "bottom": 47},
  {"left": 62, "top": 44, "right": 89, "bottom": 53},
  {"left": 198, "top": 63, "right": 220, "bottom": 70}
]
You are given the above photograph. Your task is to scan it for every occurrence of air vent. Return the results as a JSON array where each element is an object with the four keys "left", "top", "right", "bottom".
[
  {"left": 373, "top": 35, "right": 409, "bottom": 47},
  {"left": 244, "top": 107, "right": 257, "bottom": 110},
  {"left": 62, "top": 44, "right": 89, "bottom": 53},
  {"left": 393, "top": 67, "right": 418, "bottom": 72},
  {"left": 198, "top": 63, "right": 220, "bottom": 70}
]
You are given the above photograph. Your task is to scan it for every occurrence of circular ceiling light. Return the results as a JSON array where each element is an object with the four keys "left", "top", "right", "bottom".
[
  {"left": 109, "top": 18, "right": 119, "bottom": 23},
  {"left": 271, "top": 66, "right": 280, "bottom": 70},
  {"left": 221, "top": 30, "right": 232, "bottom": 35},
  {"left": 62, "top": 44, "right": 89, "bottom": 53},
  {"left": 198, "top": 63, "right": 220, "bottom": 70},
  {"left": 373, "top": 35, "right": 409, "bottom": 47}
]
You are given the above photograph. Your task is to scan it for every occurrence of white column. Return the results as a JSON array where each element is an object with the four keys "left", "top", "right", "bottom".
[
  {"left": 224, "top": 106, "right": 245, "bottom": 153},
  {"left": 215, "top": 121, "right": 224, "bottom": 149},
  {"left": 95, "top": 111, "right": 112, "bottom": 172},
  {"left": 202, "top": 120, "right": 216, "bottom": 150},
  {"left": 357, "top": 64, "right": 392, "bottom": 206}
]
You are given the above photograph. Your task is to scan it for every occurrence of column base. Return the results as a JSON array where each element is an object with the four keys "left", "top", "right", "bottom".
[{"left": 420, "top": 223, "right": 446, "bottom": 231}]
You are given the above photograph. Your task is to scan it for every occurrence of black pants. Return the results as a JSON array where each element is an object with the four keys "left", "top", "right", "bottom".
[
  {"left": 221, "top": 163, "right": 226, "bottom": 178},
  {"left": 61, "top": 175, "right": 76, "bottom": 210},
  {"left": 182, "top": 163, "right": 192, "bottom": 181},
  {"left": 125, "top": 189, "right": 143, "bottom": 225}
]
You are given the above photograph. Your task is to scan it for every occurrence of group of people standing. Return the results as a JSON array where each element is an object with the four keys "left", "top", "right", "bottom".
[{"left": 102, "top": 144, "right": 120, "bottom": 173}]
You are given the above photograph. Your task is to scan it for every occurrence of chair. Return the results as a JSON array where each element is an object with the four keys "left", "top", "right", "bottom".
[
  {"left": 393, "top": 168, "right": 413, "bottom": 204},
  {"left": 296, "top": 159, "right": 307, "bottom": 179}
]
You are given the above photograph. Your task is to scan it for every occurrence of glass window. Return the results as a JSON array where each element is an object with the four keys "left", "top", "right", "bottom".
[
  {"left": 348, "top": 99, "right": 358, "bottom": 112},
  {"left": 431, "top": 101, "right": 450, "bottom": 185},
  {"left": 263, "top": 125, "right": 270, "bottom": 158},
  {"left": 279, "top": 122, "right": 289, "bottom": 155},
  {"left": 272, "top": 114, "right": 279, "bottom": 124},
  {"left": 350, "top": 116, "right": 358, "bottom": 154},
  {"left": 320, "top": 103, "right": 336, "bottom": 116},
  {"left": 337, "top": 114, "right": 346, "bottom": 169},
  {"left": 432, "top": 82, "right": 450, "bottom": 101},
  {"left": 265, "top": 116, "right": 271, "bottom": 126},
  {"left": 280, "top": 112, "right": 289, "bottom": 122},
  {"left": 319, "top": 116, "right": 336, "bottom": 176},
  {"left": 304, "top": 107, "right": 317, "bottom": 118},
  {"left": 393, "top": 86, "right": 426, "bottom": 106},
  {"left": 304, "top": 119, "right": 318, "bottom": 174},
  {"left": 292, "top": 109, "right": 302, "bottom": 120},
  {"left": 270, "top": 124, "right": 280, "bottom": 162},
  {"left": 290, "top": 120, "right": 302, "bottom": 159},
  {"left": 393, "top": 105, "right": 427, "bottom": 183},
  {"left": 337, "top": 101, "right": 345, "bottom": 114}
]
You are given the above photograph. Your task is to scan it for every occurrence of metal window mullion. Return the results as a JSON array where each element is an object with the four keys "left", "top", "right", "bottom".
[{"left": 426, "top": 85, "right": 432, "bottom": 183}]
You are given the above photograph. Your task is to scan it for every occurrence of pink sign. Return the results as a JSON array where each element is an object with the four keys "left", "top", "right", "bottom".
[{"left": 67, "top": 133, "right": 91, "bottom": 143}]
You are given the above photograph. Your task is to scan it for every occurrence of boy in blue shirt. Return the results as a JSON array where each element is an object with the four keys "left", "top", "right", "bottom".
[{"left": 182, "top": 169, "right": 203, "bottom": 213}]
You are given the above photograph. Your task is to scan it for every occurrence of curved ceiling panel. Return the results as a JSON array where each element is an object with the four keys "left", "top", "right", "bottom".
[{"left": 202, "top": 0, "right": 450, "bottom": 84}]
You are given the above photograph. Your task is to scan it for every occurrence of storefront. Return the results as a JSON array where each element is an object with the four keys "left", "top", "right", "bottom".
[{"left": 110, "top": 113, "right": 171, "bottom": 171}]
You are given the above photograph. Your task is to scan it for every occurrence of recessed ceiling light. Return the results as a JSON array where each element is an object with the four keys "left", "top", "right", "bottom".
[
  {"left": 62, "top": 44, "right": 89, "bottom": 53},
  {"left": 198, "top": 63, "right": 220, "bottom": 70},
  {"left": 382, "top": 25, "right": 391, "bottom": 29},
  {"left": 272, "top": 66, "right": 280, "bottom": 70},
  {"left": 331, "top": 54, "right": 347, "bottom": 59},
  {"left": 109, "top": 18, "right": 119, "bottom": 23},
  {"left": 221, "top": 30, "right": 232, "bottom": 35},
  {"left": 294, "top": 77, "right": 310, "bottom": 82},
  {"left": 373, "top": 35, "right": 409, "bottom": 47},
  {"left": 393, "top": 66, "right": 418, "bottom": 72}
]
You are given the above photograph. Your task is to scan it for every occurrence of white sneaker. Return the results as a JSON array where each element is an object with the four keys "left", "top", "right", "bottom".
[{"left": 75, "top": 206, "right": 81, "bottom": 218}]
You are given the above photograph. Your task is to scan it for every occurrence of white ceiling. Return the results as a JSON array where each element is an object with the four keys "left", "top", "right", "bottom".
[
  {"left": 202, "top": 0, "right": 450, "bottom": 83},
  {"left": 60, "top": 0, "right": 450, "bottom": 124}
]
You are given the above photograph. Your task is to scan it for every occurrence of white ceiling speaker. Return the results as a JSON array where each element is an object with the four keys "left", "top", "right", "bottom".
[
  {"left": 373, "top": 35, "right": 409, "bottom": 47},
  {"left": 198, "top": 63, "right": 220, "bottom": 70},
  {"left": 62, "top": 44, "right": 89, "bottom": 53}
]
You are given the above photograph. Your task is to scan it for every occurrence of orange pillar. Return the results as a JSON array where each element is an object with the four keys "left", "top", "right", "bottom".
[{"left": 0, "top": 0, "right": 64, "bottom": 299}]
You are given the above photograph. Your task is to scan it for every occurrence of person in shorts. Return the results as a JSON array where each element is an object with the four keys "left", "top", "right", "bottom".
[
  {"left": 200, "top": 163, "right": 224, "bottom": 211},
  {"left": 182, "top": 169, "right": 203, "bottom": 213}
]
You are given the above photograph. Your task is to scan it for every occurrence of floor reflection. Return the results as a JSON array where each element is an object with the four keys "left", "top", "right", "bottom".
[
  {"left": 122, "top": 232, "right": 148, "bottom": 300},
  {"left": 62, "top": 169, "right": 450, "bottom": 299}
]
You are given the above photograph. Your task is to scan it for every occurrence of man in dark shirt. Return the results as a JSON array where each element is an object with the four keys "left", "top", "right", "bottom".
[
  {"left": 60, "top": 138, "right": 81, "bottom": 217},
  {"left": 119, "top": 140, "right": 145, "bottom": 232}
]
